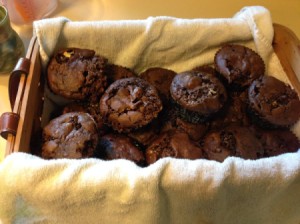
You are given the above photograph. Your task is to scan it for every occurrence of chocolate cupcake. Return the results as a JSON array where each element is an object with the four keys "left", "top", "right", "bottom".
[
  {"left": 127, "top": 118, "right": 162, "bottom": 147},
  {"left": 62, "top": 102, "right": 109, "bottom": 136},
  {"left": 202, "top": 130, "right": 232, "bottom": 162},
  {"left": 105, "top": 64, "right": 136, "bottom": 84},
  {"left": 139, "top": 67, "right": 176, "bottom": 103},
  {"left": 42, "top": 112, "right": 98, "bottom": 159},
  {"left": 202, "top": 125, "right": 263, "bottom": 162},
  {"left": 145, "top": 130, "right": 203, "bottom": 164},
  {"left": 47, "top": 48, "right": 108, "bottom": 103},
  {"left": 248, "top": 75, "right": 300, "bottom": 128},
  {"left": 192, "top": 65, "right": 218, "bottom": 75},
  {"left": 210, "top": 90, "right": 251, "bottom": 130},
  {"left": 100, "top": 77, "right": 163, "bottom": 133},
  {"left": 170, "top": 70, "right": 227, "bottom": 123},
  {"left": 255, "top": 128, "right": 300, "bottom": 157},
  {"left": 174, "top": 117, "right": 209, "bottom": 141},
  {"left": 214, "top": 44, "right": 265, "bottom": 89},
  {"left": 95, "top": 133, "right": 145, "bottom": 166},
  {"left": 161, "top": 107, "right": 209, "bottom": 142}
]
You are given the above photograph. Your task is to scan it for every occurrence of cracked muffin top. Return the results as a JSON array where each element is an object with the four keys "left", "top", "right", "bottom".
[
  {"left": 248, "top": 75, "right": 300, "bottom": 127},
  {"left": 42, "top": 112, "right": 98, "bottom": 159},
  {"left": 170, "top": 70, "right": 227, "bottom": 114},
  {"left": 214, "top": 44, "right": 265, "bottom": 89},
  {"left": 100, "top": 77, "right": 163, "bottom": 133}
]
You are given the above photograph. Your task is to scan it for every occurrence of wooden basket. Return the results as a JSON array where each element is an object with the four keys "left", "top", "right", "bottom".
[{"left": 1, "top": 23, "right": 300, "bottom": 158}]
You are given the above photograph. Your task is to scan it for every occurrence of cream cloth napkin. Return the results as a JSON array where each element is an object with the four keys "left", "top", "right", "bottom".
[{"left": 0, "top": 6, "right": 299, "bottom": 224}]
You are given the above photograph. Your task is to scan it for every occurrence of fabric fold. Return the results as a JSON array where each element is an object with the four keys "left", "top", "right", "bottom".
[
  {"left": 0, "top": 152, "right": 300, "bottom": 224},
  {"left": 33, "top": 6, "right": 282, "bottom": 76}
]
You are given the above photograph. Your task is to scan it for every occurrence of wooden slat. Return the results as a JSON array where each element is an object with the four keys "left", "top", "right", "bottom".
[
  {"left": 5, "top": 36, "right": 41, "bottom": 155},
  {"left": 13, "top": 38, "right": 41, "bottom": 153},
  {"left": 5, "top": 74, "right": 26, "bottom": 156},
  {"left": 273, "top": 23, "right": 300, "bottom": 95},
  {"left": 4, "top": 36, "right": 38, "bottom": 156}
]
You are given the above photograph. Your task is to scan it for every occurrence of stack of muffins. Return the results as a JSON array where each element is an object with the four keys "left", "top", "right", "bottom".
[{"left": 41, "top": 44, "right": 300, "bottom": 165}]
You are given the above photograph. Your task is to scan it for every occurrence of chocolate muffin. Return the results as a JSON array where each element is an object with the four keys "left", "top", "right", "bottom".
[
  {"left": 248, "top": 75, "right": 300, "bottom": 128},
  {"left": 105, "top": 64, "right": 136, "bottom": 84},
  {"left": 47, "top": 48, "right": 108, "bottom": 103},
  {"left": 100, "top": 77, "right": 163, "bottom": 133},
  {"left": 139, "top": 67, "right": 177, "bottom": 103},
  {"left": 214, "top": 44, "right": 265, "bottom": 89},
  {"left": 255, "top": 128, "right": 300, "bottom": 157},
  {"left": 62, "top": 102, "right": 109, "bottom": 136},
  {"left": 170, "top": 70, "right": 227, "bottom": 123},
  {"left": 202, "top": 125, "right": 263, "bottom": 162},
  {"left": 192, "top": 65, "right": 218, "bottom": 75},
  {"left": 174, "top": 117, "right": 209, "bottom": 141},
  {"left": 127, "top": 118, "right": 162, "bottom": 147},
  {"left": 161, "top": 107, "right": 209, "bottom": 142},
  {"left": 95, "top": 133, "right": 146, "bottom": 166},
  {"left": 145, "top": 130, "right": 203, "bottom": 164},
  {"left": 210, "top": 90, "right": 251, "bottom": 130},
  {"left": 62, "top": 103, "right": 87, "bottom": 114},
  {"left": 42, "top": 112, "right": 99, "bottom": 159}
]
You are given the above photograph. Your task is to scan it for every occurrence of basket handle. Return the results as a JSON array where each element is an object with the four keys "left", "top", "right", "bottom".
[
  {"left": 8, "top": 57, "right": 31, "bottom": 110},
  {"left": 0, "top": 112, "right": 20, "bottom": 139},
  {"left": 0, "top": 57, "right": 30, "bottom": 139}
]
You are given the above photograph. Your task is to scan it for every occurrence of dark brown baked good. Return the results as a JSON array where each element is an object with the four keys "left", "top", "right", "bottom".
[
  {"left": 161, "top": 107, "right": 209, "bottom": 141},
  {"left": 62, "top": 102, "right": 109, "bottom": 136},
  {"left": 100, "top": 77, "right": 163, "bottom": 133},
  {"left": 139, "top": 67, "right": 176, "bottom": 103},
  {"left": 214, "top": 44, "right": 265, "bottom": 89},
  {"left": 127, "top": 118, "right": 162, "bottom": 147},
  {"left": 192, "top": 65, "right": 218, "bottom": 75},
  {"left": 248, "top": 75, "right": 300, "bottom": 128},
  {"left": 47, "top": 48, "right": 108, "bottom": 103},
  {"left": 174, "top": 118, "right": 209, "bottom": 141},
  {"left": 42, "top": 112, "right": 98, "bottom": 159},
  {"left": 95, "top": 133, "right": 145, "bottom": 166},
  {"left": 210, "top": 90, "right": 251, "bottom": 130},
  {"left": 145, "top": 130, "right": 203, "bottom": 164},
  {"left": 42, "top": 45, "right": 299, "bottom": 162},
  {"left": 170, "top": 70, "right": 227, "bottom": 123},
  {"left": 254, "top": 128, "right": 300, "bottom": 157},
  {"left": 202, "top": 131, "right": 232, "bottom": 162},
  {"left": 105, "top": 64, "right": 136, "bottom": 84},
  {"left": 202, "top": 125, "right": 263, "bottom": 162}
]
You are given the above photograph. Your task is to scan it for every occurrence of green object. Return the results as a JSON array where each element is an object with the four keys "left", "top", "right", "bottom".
[{"left": 0, "top": 5, "right": 25, "bottom": 74}]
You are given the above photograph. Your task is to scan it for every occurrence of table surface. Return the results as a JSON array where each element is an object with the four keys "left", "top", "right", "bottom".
[{"left": 1, "top": 0, "right": 300, "bottom": 161}]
